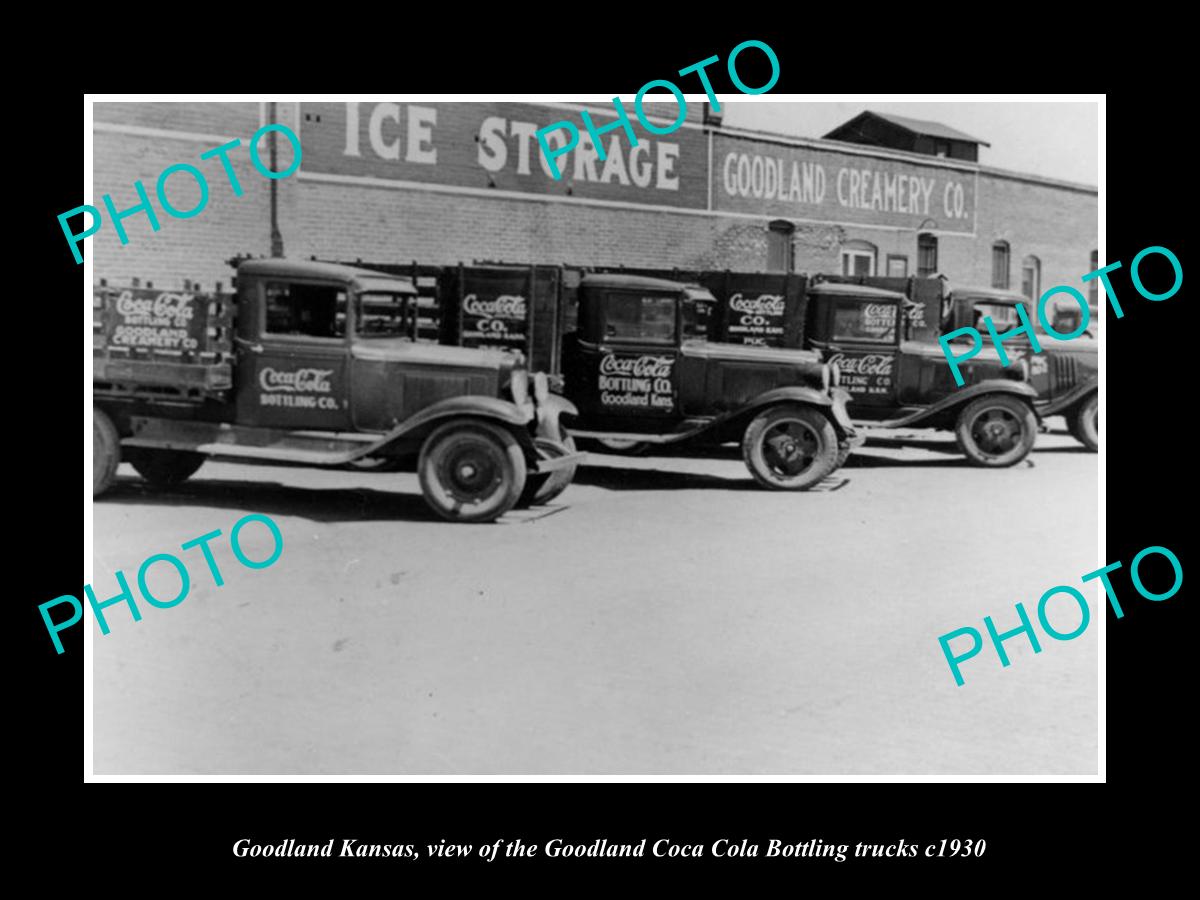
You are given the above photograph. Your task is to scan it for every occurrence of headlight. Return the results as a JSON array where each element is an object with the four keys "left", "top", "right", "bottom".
[
  {"left": 510, "top": 369, "right": 530, "bottom": 405},
  {"left": 532, "top": 371, "right": 549, "bottom": 403}
]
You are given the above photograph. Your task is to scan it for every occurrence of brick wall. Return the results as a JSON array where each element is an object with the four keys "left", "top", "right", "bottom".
[{"left": 88, "top": 103, "right": 1095, "bottom": 297}]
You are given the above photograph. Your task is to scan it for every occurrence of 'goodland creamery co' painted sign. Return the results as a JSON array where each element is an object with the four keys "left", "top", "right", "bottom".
[
  {"left": 298, "top": 102, "right": 976, "bottom": 232},
  {"left": 712, "top": 132, "right": 976, "bottom": 233}
]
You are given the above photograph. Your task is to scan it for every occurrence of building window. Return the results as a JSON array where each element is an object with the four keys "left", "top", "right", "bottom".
[
  {"left": 841, "top": 240, "right": 877, "bottom": 276},
  {"left": 991, "top": 241, "right": 1011, "bottom": 289},
  {"left": 767, "top": 220, "right": 794, "bottom": 273},
  {"left": 934, "top": 140, "right": 950, "bottom": 158},
  {"left": 918, "top": 233, "right": 938, "bottom": 277},
  {"left": 1088, "top": 249, "right": 1098, "bottom": 308},
  {"left": 1021, "top": 255, "right": 1041, "bottom": 302},
  {"left": 886, "top": 255, "right": 908, "bottom": 278}
]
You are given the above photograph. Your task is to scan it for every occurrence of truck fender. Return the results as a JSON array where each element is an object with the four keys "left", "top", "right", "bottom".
[
  {"left": 535, "top": 393, "right": 579, "bottom": 444},
  {"left": 899, "top": 379, "right": 1040, "bottom": 428},
  {"left": 715, "top": 386, "right": 835, "bottom": 441},
  {"left": 1038, "top": 374, "right": 1098, "bottom": 416},
  {"left": 374, "top": 395, "right": 538, "bottom": 456}
]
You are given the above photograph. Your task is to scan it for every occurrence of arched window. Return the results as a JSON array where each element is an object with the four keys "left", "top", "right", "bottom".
[
  {"left": 1021, "top": 255, "right": 1041, "bottom": 302},
  {"left": 991, "top": 241, "right": 1011, "bottom": 289},
  {"left": 841, "top": 239, "right": 877, "bottom": 277},
  {"left": 918, "top": 233, "right": 938, "bottom": 277},
  {"left": 767, "top": 220, "right": 794, "bottom": 273}
]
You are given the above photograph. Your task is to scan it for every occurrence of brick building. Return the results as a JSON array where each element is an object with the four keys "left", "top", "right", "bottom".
[{"left": 90, "top": 101, "right": 1098, "bottom": 308}]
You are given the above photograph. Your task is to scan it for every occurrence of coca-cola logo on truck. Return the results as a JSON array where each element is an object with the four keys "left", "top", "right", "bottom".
[
  {"left": 827, "top": 353, "right": 895, "bottom": 376},
  {"left": 115, "top": 290, "right": 196, "bottom": 321},
  {"left": 259, "top": 367, "right": 335, "bottom": 393},
  {"left": 728, "top": 293, "right": 785, "bottom": 316},
  {"left": 462, "top": 294, "right": 527, "bottom": 320},
  {"left": 599, "top": 353, "right": 675, "bottom": 378}
]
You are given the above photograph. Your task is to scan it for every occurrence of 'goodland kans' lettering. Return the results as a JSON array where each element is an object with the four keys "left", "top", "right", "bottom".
[
  {"left": 39, "top": 514, "right": 285, "bottom": 654},
  {"left": 58, "top": 123, "right": 302, "bottom": 265}
]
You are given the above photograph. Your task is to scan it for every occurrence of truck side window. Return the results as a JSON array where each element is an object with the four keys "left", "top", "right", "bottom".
[
  {"left": 832, "top": 299, "right": 898, "bottom": 343},
  {"left": 265, "top": 282, "right": 347, "bottom": 339},
  {"left": 604, "top": 293, "right": 676, "bottom": 344}
]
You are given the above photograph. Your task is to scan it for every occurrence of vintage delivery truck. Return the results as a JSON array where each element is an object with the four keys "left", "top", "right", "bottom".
[
  {"left": 940, "top": 284, "right": 1098, "bottom": 451},
  {"left": 558, "top": 274, "right": 862, "bottom": 490},
  {"left": 92, "top": 259, "right": 583, "bottom": 523},
  {"left": 802, "top": 280, "right": 1041, "bottom": 467}
]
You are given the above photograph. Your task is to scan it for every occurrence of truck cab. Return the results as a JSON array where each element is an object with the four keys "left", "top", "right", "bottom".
[
  {"left": 560, "top": 273, "right": 860, "bottom": 490},
  {"left": 942, "top": 284, "right": 1098, "bottom": 450},
  {"left": 94, "top": 259, "right": 582, "bottom": 522},
  {"left": 803, "top": 281, "right": 1041, "bottom": 467}
]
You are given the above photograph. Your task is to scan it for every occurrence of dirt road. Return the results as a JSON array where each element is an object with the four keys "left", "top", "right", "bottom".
[{"left": 92, "top": 426, "right": 1098, "bottom": 775}]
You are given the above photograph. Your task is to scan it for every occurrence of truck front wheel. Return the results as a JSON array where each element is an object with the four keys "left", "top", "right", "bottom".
[
  {"left": 418, "top": 420, "right": 528, "bottom": 523},
  {"left": 93, "top": 406, "right": 120, "bottom": 497},
  {"left": 955, "top": 395, "right": 1037, "bottom": 467},
  {"left": 124, "top": 447, "right": 206, "bottom": 488},
  {"left": 516, "top": 434, "right": 579, "bottom": 508},
  {"left": 1068, "top": 393, "right": 1098, "bottom": 452},
  {"left": 742, "top": 405, "right": 838, "bottom": 490}
]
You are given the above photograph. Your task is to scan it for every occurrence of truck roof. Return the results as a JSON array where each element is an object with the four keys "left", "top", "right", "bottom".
[
  {"left": 809, "top": 282, "right": 907, "bottom": 300},
  {"left": 238, "top": 258, "right": 417, "bottom": 294},
  {"left": 581, "top": 272, "right": 690, "bottom": 292}
]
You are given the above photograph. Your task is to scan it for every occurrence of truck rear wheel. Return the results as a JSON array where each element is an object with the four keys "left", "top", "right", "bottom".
[
  {"left": 124, "top": 447, "right": 206, "bottom": 487},
  {"left": 955, "top": 395, "right": 1037, "bottom": 467},
  {"left": 418, "top": 420, "right": 528, "bottom": 523},
  {"left": 93, "top": 406, "right": 120, "bottom": 497},
  {"left": 1069, "top": 393, "right": 1098, "bottom": 452},
  {"left": 742, "top": 405, "right": 838, "bottom": 490}
]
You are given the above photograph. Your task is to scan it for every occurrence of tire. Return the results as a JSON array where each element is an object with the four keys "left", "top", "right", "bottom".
[
  {"left": 954, "top": 394, "right": 1038, "bottom": 467},
  {"left": 1071, "top": 393, "right": 1098, "bottom": 452},
  {"left": 124, "top": 447, "right": 206, "bottom": 488},
  {"left": 418, "top": 420, "right": 528, "bottom": 523},
  {"left": 516, "top": 434, "right": 579, "bottom": 507},
  {"left": 741, "top": 404, "right": 838, "bottom": 490},
  {"left": 93, "top": 406, "right": 120, "bottom": 498}
]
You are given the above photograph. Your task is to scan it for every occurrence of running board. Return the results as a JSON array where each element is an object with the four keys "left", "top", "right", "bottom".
[{"left": 123, "top": 418, "right": 382, "bottom": 466}]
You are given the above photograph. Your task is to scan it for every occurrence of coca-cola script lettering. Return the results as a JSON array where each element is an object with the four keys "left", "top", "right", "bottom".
[
  {"left": 260, "top": 367, "right": 334, "bottom": 393},
  {"left": 729, "top": 293, "right": 785, "bottom": 316},
  {"left": 462, "top": 294, "right": 527, "bottom": 320},
  {"left": 598, "top": 353, "right": 675, "bottom": 412},
  {"left": 827, "top": 352, "right": 894, "bottom": 396}
]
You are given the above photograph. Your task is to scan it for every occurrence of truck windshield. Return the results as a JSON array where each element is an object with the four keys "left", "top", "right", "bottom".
[
  {"left": 974, "top": 301, "right": 1096, "bottom": 339},
  {"left": 832, "top": 298, "right": 898, "bottom": 343},
  {"left": 356, "top": 292, "right": 414, "bottom": 338}
]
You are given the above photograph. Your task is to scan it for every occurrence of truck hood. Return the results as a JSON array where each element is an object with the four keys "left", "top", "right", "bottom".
[
  {"left": 351, "top": 339, "right": 517, "bottom": 370},
  {"left": 681, "top": 341, "right": 823, "bottom": 366}
]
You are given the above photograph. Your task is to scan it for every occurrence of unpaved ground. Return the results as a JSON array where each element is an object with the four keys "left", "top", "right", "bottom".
[{"left": 92, "top": 424, "right": 1098, "bottom": 775}]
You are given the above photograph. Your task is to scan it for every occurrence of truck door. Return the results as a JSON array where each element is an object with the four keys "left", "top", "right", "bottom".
[
  {"left": 234, "top": 278, "right": 353, "bottom": 430},
  {"left": 566, "top": 289, "right": 681, "bottom": 429},
  {"left": 809, "top": 295, "right": 900, "bottom": 409}
]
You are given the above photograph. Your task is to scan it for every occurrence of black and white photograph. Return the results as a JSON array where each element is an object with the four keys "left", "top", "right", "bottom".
[{"left": 80, "top": 94, "right": 1103, "bottom": 777}]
